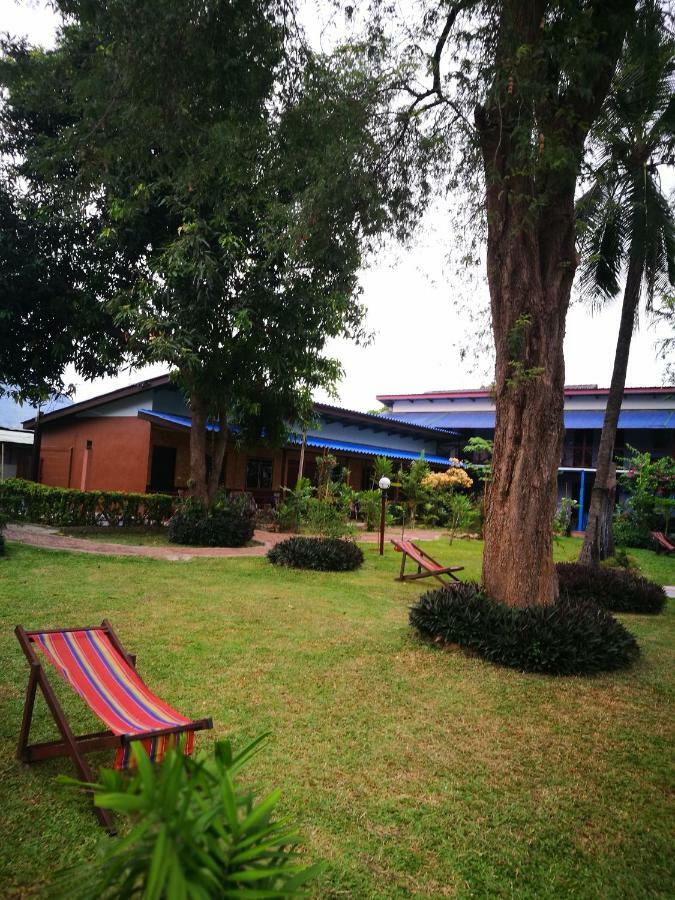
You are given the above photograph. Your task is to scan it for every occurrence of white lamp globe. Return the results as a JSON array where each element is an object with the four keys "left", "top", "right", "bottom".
[{"left": 378, "top": 476, "right": 391, "bottom": 491}]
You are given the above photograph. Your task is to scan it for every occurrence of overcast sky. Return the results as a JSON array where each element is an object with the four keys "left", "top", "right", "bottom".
[{"left": 3, "top": 0, "right": 673, "bottom": 411}]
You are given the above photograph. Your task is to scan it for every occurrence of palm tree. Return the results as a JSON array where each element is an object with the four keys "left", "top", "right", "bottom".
[{"left": 577, "top": 0, "right": 675, "bottom": 565}]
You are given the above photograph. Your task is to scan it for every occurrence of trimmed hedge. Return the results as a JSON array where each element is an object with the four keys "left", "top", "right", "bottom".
[
  {"left": 556, "top": 562, "right": 667, "bottom": 614},
  {"left": 409, "top": 582, "right": 639, "bottom": 675},
  {"left": 0, "top": 478, "right": 173, "bottom": 527},
  {"left": 267, "top": 536, "right": 364, "bottom": 571},
  {"left": 168, "top": 494, "right": 255, "bottom": 547}
]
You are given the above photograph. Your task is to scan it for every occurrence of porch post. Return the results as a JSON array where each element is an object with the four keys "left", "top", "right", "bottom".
[{"left": 577, "top": 469, "right": 586, "bottom": 532}]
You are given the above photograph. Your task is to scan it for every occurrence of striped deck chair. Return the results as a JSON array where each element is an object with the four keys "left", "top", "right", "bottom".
[
  {"left": 391, "top": 539, "right": 464, "bottom": 587},
  {"left": 15, "top": 620, "right": 212, "bottom": 831}
]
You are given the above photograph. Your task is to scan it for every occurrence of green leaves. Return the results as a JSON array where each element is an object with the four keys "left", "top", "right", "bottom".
[{"left": 55, "top": 737, "right": 322, "bottom": 899}]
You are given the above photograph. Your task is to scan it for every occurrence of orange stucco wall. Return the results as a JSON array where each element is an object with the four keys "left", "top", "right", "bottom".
[{"left": 40, "top": 417, "right": 152, "bottom": 493}]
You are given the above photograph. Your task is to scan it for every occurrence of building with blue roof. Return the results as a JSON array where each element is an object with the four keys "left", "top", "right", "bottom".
[
  {"left": 20, "top": 376, "right": 673, "bottom": 529},
  {"left": 23, "top": 375, "right": 456, "bottom": 500},
  {"left": 376, "top": 385, "right": 675, "bottom": 530}
]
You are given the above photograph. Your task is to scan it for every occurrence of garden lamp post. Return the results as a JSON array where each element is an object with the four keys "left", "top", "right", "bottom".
[{"left": 378, "top": 476, "right": 391, "bottom": 556}]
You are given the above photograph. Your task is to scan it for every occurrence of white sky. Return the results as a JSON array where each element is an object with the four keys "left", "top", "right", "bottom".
[{"left": 3, "top": 0, "right": 673, "bottom": 411}]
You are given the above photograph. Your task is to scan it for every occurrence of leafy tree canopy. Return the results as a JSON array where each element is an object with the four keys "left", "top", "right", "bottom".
[{"left": 0, "top": 0, "right": 411, "bottom": 497}]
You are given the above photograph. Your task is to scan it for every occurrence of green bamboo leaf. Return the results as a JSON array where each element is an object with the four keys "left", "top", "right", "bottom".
[{"left": 143, "top": 824, "right": 170, "bottom": 900}]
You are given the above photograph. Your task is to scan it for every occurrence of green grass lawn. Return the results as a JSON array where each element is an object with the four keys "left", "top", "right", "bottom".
[{"left": 1, "top": 537, "right": 673, "bottom": 898}]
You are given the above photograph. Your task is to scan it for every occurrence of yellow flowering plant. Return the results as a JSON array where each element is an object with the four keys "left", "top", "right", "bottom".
[{"left": 422, "top": 466, "right": 473, "bottom": 492}]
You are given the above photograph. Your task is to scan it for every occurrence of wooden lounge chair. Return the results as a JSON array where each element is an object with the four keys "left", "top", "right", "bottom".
[
  {"left": 15, "top": 619, "right": 212, "bottom": 831},
  {"left": 651, "top": 531, "right": 675, "bottom": 554},
  {"left": 391, "top": 539, "right": 464, "bottom": 587}
]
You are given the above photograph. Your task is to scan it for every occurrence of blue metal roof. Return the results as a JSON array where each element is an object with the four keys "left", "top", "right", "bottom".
[
  {"left": 139, "top": 409, "right": 451, "bottom": 466},
  {"left": 138, "top": 409, "right": 223, "bottom": 431},
  {"left": 383, "top": 409, "right": 674, "bottom": 430},
  {"left": 566, "top": 409, "right": 674, "bottom": 429},
  {"left": 287, "top": 434, "right": 450, "bottom": 466}
]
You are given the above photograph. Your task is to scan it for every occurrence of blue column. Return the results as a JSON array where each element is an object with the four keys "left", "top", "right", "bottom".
[{"left": 577, "top": 469, "right": 586, "bottom": 532}]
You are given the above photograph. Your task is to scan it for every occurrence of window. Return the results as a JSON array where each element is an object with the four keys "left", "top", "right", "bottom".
[
  {"left": 572, "top": 429, "right": 595, "bottom": 467},
  {"left": 246, "top": 458, "right": 273, "bottom": 490}
]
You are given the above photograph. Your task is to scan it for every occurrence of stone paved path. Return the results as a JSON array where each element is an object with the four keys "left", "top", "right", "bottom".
[{"left": 5, "top": 523, "right": 450, "bottom": 561}]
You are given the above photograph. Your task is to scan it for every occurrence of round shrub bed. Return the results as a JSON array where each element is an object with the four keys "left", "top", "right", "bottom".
[
  {"left": 556, "top": 562, "right": 667, "bottom": 614},
  {"left": 168, "top": 494, "right": 255, "bottom": 547},
  {"left": 267, "top": 536, "right": 364, "bottom": 571},
  {"left": 409, "top": 582, "right": 639, "bottom": 675}
]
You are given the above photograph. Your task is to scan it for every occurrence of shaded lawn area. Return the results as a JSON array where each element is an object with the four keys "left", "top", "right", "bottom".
[{"left": 0, "top": 538, "right": 673, "bottom": 898}]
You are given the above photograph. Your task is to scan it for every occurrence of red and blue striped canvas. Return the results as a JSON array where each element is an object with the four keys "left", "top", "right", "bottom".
[{"left": 32, "top": 629, "right": 195, "bottom": 769}]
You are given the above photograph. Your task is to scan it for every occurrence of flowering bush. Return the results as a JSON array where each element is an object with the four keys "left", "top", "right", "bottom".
[
  {"left": 422, "top": 466, "right": 473, "bottom": 492},
  {"left": 614, "top": 448, "right": 675, "bottom": 547}
]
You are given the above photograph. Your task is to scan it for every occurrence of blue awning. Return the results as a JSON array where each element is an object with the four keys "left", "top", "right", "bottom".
[
  {"left": 139, "top": 409, "right": 452, "bottom": 466},
  {"left": 383, "top": 409, "right": 674, "bottom": 430},
  {"left": 565, "top": 409, "right": 674, "bottom": 429},
  {"left": 138, "top": 409, "right": 223, "bottom": 431},
  {"left": 287, "top": 434, "right": 451, "bottom": 466}
]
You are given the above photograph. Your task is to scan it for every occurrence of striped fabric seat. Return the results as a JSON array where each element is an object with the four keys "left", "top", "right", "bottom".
[
  {"left": 391, "top": 538, "right": 463, "bottom": 586},
  {"left": 32, "top": 628, "right": 195, "bottom": 769},
  {"left": 395, "top": 540, "right": 444, "bottom": 571}
]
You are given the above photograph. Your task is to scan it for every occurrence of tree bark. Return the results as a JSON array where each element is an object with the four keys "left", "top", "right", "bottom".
[
  {"left": 206, "top": 406, "right": 228, "bottom": 505},
  {"left": 578, "top": 250, "right": 644, "bottom": 564},
  {"left": 189, "top": 392, "right": 228, "bottom": 506},
  {"left": 189, "top": 393, "right": 209, "bottom": 505},
  {"left": 479, "top": 183, "right": 575, "bottom": 606},
  {"left": 473, "top": 0, "right": 631, "bottom": 607}
]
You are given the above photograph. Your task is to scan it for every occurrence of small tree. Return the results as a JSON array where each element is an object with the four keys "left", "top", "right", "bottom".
[
  {"left": 371, "top": 456, "right": 394, "bottom": 489},
  {"left": 577, "top": 1, "right": 675, "bottom": 563},
  {"left": 398, "top": 456, "right": 431, "bottom": 530}
]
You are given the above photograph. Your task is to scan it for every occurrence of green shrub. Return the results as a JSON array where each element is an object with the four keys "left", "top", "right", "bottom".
[
  {"left": 305, "top": 497, "right": 353, "bottom": 539},
  {"left": 268, "top": 536, "right": 364, "bottom": 571},
  {"left": 55, "top": 736, "right": 321, "bottom": 898},
  {"left": 0, "top": 511, "right": 6, "bottom": 556},
  {"left": 613, "top": 511, "right": 653, "bottom": 549},
  {"left": 553, "top": 496, "right": 579, "bottom": 536},
  {"left": 0, "top": 478, "right": 173, "bottom": 527},
  {"left": 276, "top": 477, "right": 314, "bottom": 532},
  {"left": 168, "top": 492, "right": 255, "bottom": 547},
  {"left": 556, "top": 562, "right": 667, "bottom": 614},
  {"left": 358, "top": 489, "right": 381, "bottom": 531},
  {"left": 409, "top": 583, "right": 639, "bottom": 675}
]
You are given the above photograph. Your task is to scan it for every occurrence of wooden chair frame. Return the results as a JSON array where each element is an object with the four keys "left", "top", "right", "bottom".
[
  {"left": 15, "top": 619, "right": 212, "bottom": 832},
  {"left": 392, "top": 540, "right": 464, "bottom": 588},
  {"left": 651, "top": 531, "right": 674, "bottom": 555}
]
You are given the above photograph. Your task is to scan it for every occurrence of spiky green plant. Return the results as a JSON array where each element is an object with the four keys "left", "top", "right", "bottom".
[{"left": 54, "top": 736, "right": 322, "bottom": 899}]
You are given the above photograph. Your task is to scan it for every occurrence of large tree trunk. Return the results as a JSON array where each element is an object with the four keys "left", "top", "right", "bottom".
[
  {"left": 479, "top": 183, "right": 576, "bottom": 607},
  {"left": 473, "top": 0, "right": 630, "bottom": 607},
  {"left": 578, "top": 251, "right": 644, "bottom": 564}
]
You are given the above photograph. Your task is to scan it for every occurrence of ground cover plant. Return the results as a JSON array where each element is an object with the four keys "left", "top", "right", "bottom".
[
  {"left": 557, "top": 562, "right": 667, "bottom": 614},
  {"left": 409, "top": 583, "right": 640, "bottom": 675},
  {"left": 0, "top": 537, "right": 673, "bottom": 897},
  {"left": 268, "top": 536, "right": 364, "bottom": 572}
]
